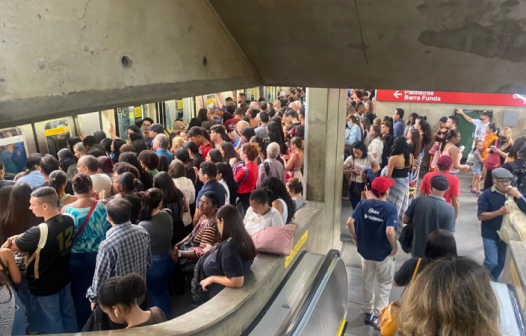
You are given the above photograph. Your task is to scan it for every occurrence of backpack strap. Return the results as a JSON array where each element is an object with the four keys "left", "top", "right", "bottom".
[
  {"left": 26, "top": 223, "right": 49, "bottom": 279},
  {"left": 411, "top": 258, "right": 422, "bottom": 282},
  {"left": 264, "top": 161, "right": 270, "bottom": 177}
]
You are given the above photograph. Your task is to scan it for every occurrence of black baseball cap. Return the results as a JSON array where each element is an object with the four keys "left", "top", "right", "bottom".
[
  {"left": 431, "top": 175, "right": 449, "bottom": 191},
  {"left": 146, "top": 123, "right": 164, "bottom": 134}
]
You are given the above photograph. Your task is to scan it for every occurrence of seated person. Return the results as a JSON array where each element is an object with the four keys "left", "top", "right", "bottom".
[
  {"left": 244, "top": 189, "right": 284, "bottom": 236},
  {"left": 286, "top": 178, "right": 304, "bottom": 211},
  {"left": 200, "top": 205, "right": 256, "bottom": 300}
]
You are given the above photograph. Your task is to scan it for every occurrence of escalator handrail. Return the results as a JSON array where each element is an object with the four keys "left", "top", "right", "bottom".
[
  {"left": 241, "top": 250, "right": 309, "bottom": 336},
  {"left": 280, "top": 249, "right": 342, "bottom": 336}
]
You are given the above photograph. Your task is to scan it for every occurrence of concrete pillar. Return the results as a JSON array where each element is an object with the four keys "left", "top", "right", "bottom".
[{"left": 304, "top": 88, "right": 347, "bottom": 251}]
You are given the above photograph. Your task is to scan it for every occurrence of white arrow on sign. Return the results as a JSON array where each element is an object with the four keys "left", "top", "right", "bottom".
[{"left": 393, "top": 90, "right": 402, "bottom": 99}]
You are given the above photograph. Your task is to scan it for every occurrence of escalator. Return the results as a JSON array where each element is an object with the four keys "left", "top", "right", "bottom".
[{"left": 244, "top": 250, "right": 348, "bottom": 336}]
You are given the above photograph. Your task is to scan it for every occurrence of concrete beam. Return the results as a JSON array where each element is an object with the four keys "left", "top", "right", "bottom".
[
  {"left": 210, "top": 0, "right": 526, "bottom": 94},
  {"left": 0, "top": 0, "right": 261, "bottom": 127}
]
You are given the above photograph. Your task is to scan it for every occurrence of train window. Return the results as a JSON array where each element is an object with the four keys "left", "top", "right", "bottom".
[
  {"left": 0, "top": 127, "right": 28, "bottom": 175},
  {"left": 116, "top": 107, "right": 136, "bottom": 138},
  {"left": 206, "top": 94, "right": 216, "bottom": 109},
  {"left": 44, "top": 120, "right": 71, "bottom": 158}
]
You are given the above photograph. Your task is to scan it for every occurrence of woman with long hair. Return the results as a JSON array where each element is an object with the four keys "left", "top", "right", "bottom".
[
  {"left": 49, "top": 170, "right": 78, "bottom": 207},
  {"left": 16, "top": 153, "right": 44, "bottom": 188},
  {"left": 343, "top": 141, "right": 380, "bottom": 209},
  {"left": 1, "top": 182, "right": 41, "bottom": 244},
  {"left": 153, "top": 172, "right": 188, "bottom": 246},
  {"left": 113, "top": 172, "right": 144, "bottom": 224},
  {"left": 157, "top": 154, "right": 170, "bottom": 172},
  {"left": 205, "top": 149, "right": 223, "bottom": 163},
  {"left": 440, "top": 130, "right": 470, "bottom": 177},
  {"left": 250, "top": 136, "right": 267, "bottom": 165},
  {"left": 261, "top": 177, "right": 295, "bottom": 224},
  {"left": 138, "top": 188, "right": 175, "bottom": 319},
  {"left": 168, "top": 159, "right": 196, "bottom": 235},
  {"left": 408, "top": 128, "right": 423, "bottom": 188},
  {"left": 362, "top": 117, "right": 372, "bottom": 146},
  {"left": 73, "top": 142, "right": 87, "bottom": 160},
  {"left": 119, "top": 152, "right": 153, "bottom": 190},
  {"left": 218, "top": 142, "right": 238, "bottom": 165},
  {"left": 200, "top": 205, "right": 256, "bottom": 300},
  {"left": 380, "top": 121, "right": 394, "bottom": 168},
  {"left": 234, "top": 143, "right": 259, "bottom": 215},
  {"left": 268, "top": 120, "right": 287, "bottom": 155},
  {"left": 489, "top": 126, "right": 514, "bottom": 165},
  {"left": 385, "top": 137, "right": 413, "bottom": 229},
  {"left": 404, "top": 112, "right": 419, "bottom": 137},
  {"left": 367, "top": 125, "right": 384, "bottom": 165},
  {"left": 62, "top": 173, "right": 110, "bottom": 330},
  {"left": 283, "top": 137, "right": 304, "bottom": 184},
  {"left": 508, "top": 135, "right": 526, "bottom": 161},
  {"left": 197, "top": 108, "right": 209, "bottom": 129},
  {"left": 394, "top": 229, "right": 457, "bottom": 286},
  {"left": 397, "top": 256, "right": 500, "bottom": 336},
  {"left": 111, "top": 139, "right": 126, "bottom": 163},
  {"left": 183, "top": 141, "right": 203, "bottom": 172},
  {"left": 97, "top": 273, "right": 167, "bottom": 329}
]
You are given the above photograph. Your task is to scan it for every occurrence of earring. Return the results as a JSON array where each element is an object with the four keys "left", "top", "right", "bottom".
[{"left": 114, "top": 310, "right": 119, "bottom": 317}]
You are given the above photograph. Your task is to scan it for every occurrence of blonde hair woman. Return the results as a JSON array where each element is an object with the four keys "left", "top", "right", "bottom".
[
  {"left": 170, "top": 136, "right": 186, "bottom": 154},
  {"left": 398, "top": 256, "right": 500, "bottom": 336}
]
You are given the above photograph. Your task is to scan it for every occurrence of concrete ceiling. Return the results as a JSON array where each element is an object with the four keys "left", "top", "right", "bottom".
[{"left": 210, "top": 0, "right": 526, "bottom": 94}]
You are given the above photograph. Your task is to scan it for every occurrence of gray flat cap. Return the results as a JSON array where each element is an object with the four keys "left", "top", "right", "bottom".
[{"left": 492, "top": 168, "right": 514, "bottom": 180}]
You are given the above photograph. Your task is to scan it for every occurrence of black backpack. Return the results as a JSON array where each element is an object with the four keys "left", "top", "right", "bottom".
[{"left": 510, "top": 161, "right": 526, "bottom": 196}]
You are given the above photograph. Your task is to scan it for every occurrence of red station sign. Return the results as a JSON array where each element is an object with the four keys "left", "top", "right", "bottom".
[{"left": 376, "top": 90, "right": 526, "bottom": 107}]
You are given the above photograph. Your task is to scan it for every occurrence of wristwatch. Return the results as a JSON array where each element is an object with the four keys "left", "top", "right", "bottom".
[{"left": 178, "top": 251, "right": 182, "bottom": 258}]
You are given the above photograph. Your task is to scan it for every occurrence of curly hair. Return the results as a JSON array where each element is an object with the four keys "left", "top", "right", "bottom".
[
  {"left": 138, "top": 150, "right": 160, "bottom": 171},
  {"left": 241, "top": 143, "right": 259, "bottom": 162},
  {"left": 261, "top": 177, "right": 294, "bottom": 224},
  {"left": 113, "top": 162, "right": 140, "bottom": 179}
]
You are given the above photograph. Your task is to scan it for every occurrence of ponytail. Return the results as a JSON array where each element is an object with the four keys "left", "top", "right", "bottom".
[
  {"left": 441, "top": 130, "right": 460, "bottom": 152},
  {"left": 49, "top": 170, "right": 68, "bottom": 194},
  {"left": 138, "top": 188, "right": 163, "bottom": 221}
]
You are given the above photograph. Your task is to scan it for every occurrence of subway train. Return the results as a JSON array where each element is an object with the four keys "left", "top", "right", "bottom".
[{"left": 0, "top": 86, "right": 287, "bottom": 173}]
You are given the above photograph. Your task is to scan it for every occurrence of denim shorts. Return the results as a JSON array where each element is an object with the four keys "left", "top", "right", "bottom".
[{"left": 473, "top": 168, "right": 482, "bottom": 175}]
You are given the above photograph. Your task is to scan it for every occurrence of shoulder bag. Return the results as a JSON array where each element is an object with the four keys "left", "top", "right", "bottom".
[
  {"left": 378, "top": 258, "right": 422, "bottom": 336},
  {"left": 73, "top": 200, "right": 98, "bottom": 240},
  {"left": 484, "top": 139, "right": 501, "bottom": 170}
]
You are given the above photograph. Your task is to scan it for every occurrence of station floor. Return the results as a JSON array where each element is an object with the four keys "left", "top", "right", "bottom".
[{"left": 340, "top": 171, "right": 484, "bottom": 336}]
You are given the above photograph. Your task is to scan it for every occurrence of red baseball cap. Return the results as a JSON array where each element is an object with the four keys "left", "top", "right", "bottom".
[
  {"left": 437, "top": 155, "right": 453, "bottom": 168},
  {"left": 371, "top": 176, "right": 395, "bottom": 194}
]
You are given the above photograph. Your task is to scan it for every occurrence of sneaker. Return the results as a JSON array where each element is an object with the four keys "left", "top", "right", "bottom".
[
  {"left": 470, "top": 188, "right": 475, "bottom": 194},
  {"left": 475, "top": 191, "right": 481, "bottom": 196},
  {"left": 364, "top": 313, "right": 373, "bottom": 325},
  {"left": 370, "top": 315, "right": 380, "bottom": 330}
]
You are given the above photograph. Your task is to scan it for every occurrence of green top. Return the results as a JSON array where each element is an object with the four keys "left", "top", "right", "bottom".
[
  {"left": 59, "top": 194, "right": 71, "bottom": 207},
  {"left": 149, "top": 169, "right": 159, "bottom": 177}
]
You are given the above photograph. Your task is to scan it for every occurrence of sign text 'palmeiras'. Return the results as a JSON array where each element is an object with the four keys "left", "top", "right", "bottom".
[{"left": 377, "top": 90, "right": 526, "bottom": 107}]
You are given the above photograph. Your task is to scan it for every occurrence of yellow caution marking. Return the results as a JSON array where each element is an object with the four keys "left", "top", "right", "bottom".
[{"left": 285, "top": 230, "right": 308, "bottom": 268}]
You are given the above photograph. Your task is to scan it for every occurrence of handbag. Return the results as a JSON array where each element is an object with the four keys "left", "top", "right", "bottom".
[
  {"left": 428, "top": 143, "right": 438, "bottom": 156},
  {"left": 378, "top": 258, "right": 422, "bottom": 336},
  {"left": 484, "top": 139, "right": 501, "bottom": 170},
  {"left": 191, "top": 249, "right": 214, "bottom": 306},
  {"left": 179, "top": 219, "right": 216, "bottom": 272},
  {"left": 399, "top": 223, "right": 413, "bottom": 253},
  {"left": 251, "top": 224, "right": 296, "bottom": 255}
]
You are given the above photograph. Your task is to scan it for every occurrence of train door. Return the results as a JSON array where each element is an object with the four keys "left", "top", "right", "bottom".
[
  {"left": 75, "top": 112, "right": 102, "bottom": 138},
  {"left": 34, "top": 117, "right": 75, "bottom": 157},
  {"left": 0, "top": 126, "right": 30, "bottom": 175},
  {"left": 115, "top": 107, "right": 136, "bottom": 138},
  {"left": 182, "top": 97, "right": 195, "bottom": 123}
]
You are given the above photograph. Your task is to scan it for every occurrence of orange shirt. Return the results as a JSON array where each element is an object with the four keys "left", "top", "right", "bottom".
[{"left": 482, "top": 134, "right": 498, "bottom": 159}]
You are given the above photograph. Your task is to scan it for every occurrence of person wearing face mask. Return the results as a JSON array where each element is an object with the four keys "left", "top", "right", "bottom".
[{"left": 456, "top": 109, "right": 491, "bottom": 149}]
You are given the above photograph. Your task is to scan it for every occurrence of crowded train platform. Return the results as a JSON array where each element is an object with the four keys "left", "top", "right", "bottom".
[{"left": 0, "top": 86, "right": 525, "bottom": 336}]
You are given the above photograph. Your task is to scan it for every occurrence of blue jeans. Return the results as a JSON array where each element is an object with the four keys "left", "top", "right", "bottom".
[
  {"left": 13, "top": 276, "right": 36, "bottom": 334},
  {"left": 69, "top": 252, "right": 97, "bottom": 331},
  {"left": 12, "top": 286, "right": 27, "bottom": 335},
  {"left": 30, "top": 282, "right": 77, "bottom": 334},
  {"left": 147, "top": 252, "right": 175, "bottom": 319},
  {"left": 483, "top": 238, "right": 507, "bottom": 281},
  {"left": 449, "top": 172, "right": 457, "bottom": 176}
]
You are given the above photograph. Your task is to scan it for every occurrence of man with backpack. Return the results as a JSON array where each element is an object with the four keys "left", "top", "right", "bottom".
[
  {"left": 502, "top": 144, "right": 526, "bottom": 196},
  {"left": 477, "top": 168, "right": 526, "bottom": 281},
  {"left": 2, "top": 187, "right": 77, "bottom": 333},
  {"left": 256, "top": 142, "right": 286, "bottom": 188}
]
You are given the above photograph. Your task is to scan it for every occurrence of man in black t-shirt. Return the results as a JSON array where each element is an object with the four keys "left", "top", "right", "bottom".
[{"left": 3, "top": 187, "right": 77, "bottom": 334}]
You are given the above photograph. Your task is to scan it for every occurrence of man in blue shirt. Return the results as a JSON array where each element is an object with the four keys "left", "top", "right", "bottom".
[
  {"left": 194, "top": 162, "right": 226, "bottom": 225},
  {"left": 478, "top": 168, "right": 526, "bottom": 281},
  {"left": 153, "top": 134, "right": 174, "bottom": 164},
  {"left": 393, "top": 108, "right": 405, "bottom": 138},
  {"left": 347, "top": 176, "right": 398, "bottom": 330}
]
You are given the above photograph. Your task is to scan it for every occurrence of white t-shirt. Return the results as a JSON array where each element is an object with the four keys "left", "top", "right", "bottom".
[
  {"left": 173, "top": 177, "right": 196, "bottom": 226},
  {"left": 368, "top": 138, "right": 384, "bottom": 164},
  {"left": 218, "top": 179, "right": 230, "bottom": 205},
  {"left": 344, "top": 153, "right": 375, "bottom": 183},
  {"left": 90, "top": 173, "right": 112, "bottom": 198},
  {"left": 471, "top": 119, "right": 489, "bottom": 142},
  {"left": 244, "top": 206, "right": 284, "bottom": 236}
]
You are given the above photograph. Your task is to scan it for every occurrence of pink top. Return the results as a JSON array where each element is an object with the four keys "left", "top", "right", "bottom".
[{"left": 441, "top": 145, "right": 462, "bottom": 174}]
